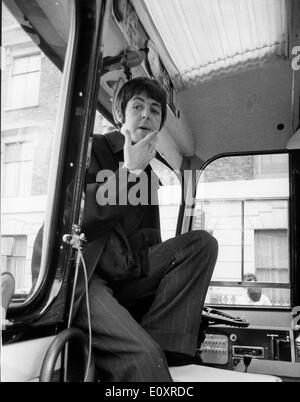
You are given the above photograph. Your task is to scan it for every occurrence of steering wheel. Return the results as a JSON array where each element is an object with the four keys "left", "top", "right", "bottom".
[
  {"left": 202, "top": 307, "right": 249, "bottom": 328},
  {"left": 40, "top": 327, "right": 94, "bottom": 382}
]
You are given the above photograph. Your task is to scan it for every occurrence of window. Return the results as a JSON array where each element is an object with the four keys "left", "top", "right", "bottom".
[
  {"left": 255, "top": 229, "right": 289, "bottom": 305},
  {"left": 6, "top": 53, "right": 41, "bottom": 109},
  {"left": 151, "top": 158, "right": 181, "bottom": 241},
  {"left": 254, "top": 154, "right": 289, "bottom": 178},
  {"left": 1, "top": 236, "right": 27, "bottom": 292},
  {"left": 1, "top": 1, "right": 72, "bottom": 300},
  {"left": 2, "top": 140, "right": 33, "bottom": 197},
  {"left": 94, "top": 110, "right": 116, "bottom": 134},
  {"left": 192, "top": 153, "right": 290, "bottom": 307}
]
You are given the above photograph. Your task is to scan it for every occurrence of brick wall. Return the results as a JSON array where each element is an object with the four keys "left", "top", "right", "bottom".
[{"left": 203, "top": 155, "right": 254, "bottom": 182}]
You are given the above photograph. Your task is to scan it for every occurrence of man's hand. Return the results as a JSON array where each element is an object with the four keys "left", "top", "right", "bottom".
[{"left": 123, "top": 130, "right": 158, "bottom": 171}]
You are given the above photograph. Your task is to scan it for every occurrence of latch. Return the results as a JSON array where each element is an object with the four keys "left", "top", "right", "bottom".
[{"left": 63, "top": 224, "right": 86, "bottom": 251}]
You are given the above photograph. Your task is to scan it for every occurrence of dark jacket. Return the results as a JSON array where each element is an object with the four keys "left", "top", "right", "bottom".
[
  {"left": 74, "top": 131, "right": 162, "bottom": 313},
  {"left": 31, "top": 131, "right": 161, "bottom": 316}
]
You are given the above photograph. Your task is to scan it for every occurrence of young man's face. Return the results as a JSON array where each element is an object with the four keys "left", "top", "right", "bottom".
[{"left": 121, "top": 91, "right": 163, "bottom": 143}]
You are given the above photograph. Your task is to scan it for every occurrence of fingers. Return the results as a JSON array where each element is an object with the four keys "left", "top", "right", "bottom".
[
  {"left": 148, "top": 140, "right": 157, "bottom": 153},
  {"left": 147, "top": 131, "right": 159, "bottom": 156},
  {"left": 123, "top": 130, "right": 132, "bottom": 148},
  {"left": 139, "top": 130, "right": 159, "bottom": 147},
  {"left": 139, "top": 131, "right": 159, "bottom": 155},
  {"left": 149, "top": 148, "right": 156, "bottom": 158},
  {"left": 124, "top": 130, "right": 158, "bottom": 167}
]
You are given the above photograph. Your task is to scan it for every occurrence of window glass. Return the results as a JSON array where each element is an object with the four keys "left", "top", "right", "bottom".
[
  {"left": 1, "top": 236, "right": 27, "bottom": 293},
  {"left": 151, "top": 159, "right": 181, "bottom": 241},
  {"left": 254, "top": 154, "right": 289, "bottom": 178},
  {"left": 254, "top": 229, "right": 288, "bottom": 281},
  {"left": 1, "top": 1, "right": 71, "bottom": 299},
  {"left": 7, "top": 53, "right": 41, "bottom": 109},
  {"left": 94, "top": 110, "right": 115, "bottom": 134},
  {"left": 3, "top": 140, "right": 33, "bottom": 197},
  {"left": 192, "top": 153, "right": 290, "bottom": 307}
]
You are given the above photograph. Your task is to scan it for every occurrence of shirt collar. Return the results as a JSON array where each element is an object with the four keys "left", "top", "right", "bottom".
[{"left": 105, "top": 130, "right": 125, "bottom": 154}]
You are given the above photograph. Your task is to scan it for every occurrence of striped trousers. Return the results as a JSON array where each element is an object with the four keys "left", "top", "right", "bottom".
[{"left": 74, "top": 230, "right": 218, "bottom": 382}]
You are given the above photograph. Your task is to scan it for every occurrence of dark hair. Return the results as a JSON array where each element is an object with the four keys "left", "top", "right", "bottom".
[
  {"left": 116, "top": 77, "right": 167, "bottom": 129},
  {"left": 244, "top": 273, "right": 257, "bottom": 282}
]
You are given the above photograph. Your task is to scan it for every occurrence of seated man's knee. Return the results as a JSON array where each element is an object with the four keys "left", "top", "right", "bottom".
[
  {"left": 207, "top": 232, "right": 218, "bottom": 254},
  {"left": 193, "top": 230, "right": 218, "bottom": 252}
]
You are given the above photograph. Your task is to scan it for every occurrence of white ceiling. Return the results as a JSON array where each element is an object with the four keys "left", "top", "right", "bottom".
[
  {"left": 177, "top": 60, "right": 293, "bottom": 161},
  {"left": 142, "top": 0, "right": 288, "bottom": 90}
]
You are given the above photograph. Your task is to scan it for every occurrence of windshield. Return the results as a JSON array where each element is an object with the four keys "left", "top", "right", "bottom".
[
  {"left": 1, "top": 0, "right": 71, "bottom": 300},
  {"left": 192, "top": 153, "right": 290, "bottom": 307}
]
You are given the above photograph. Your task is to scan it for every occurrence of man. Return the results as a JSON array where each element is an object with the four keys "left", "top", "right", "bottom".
[
  {"left": 73, "top": 77, "right": 218, "bottom": 382},
  {"left": 237, "top": 273, "right": 271, "bottom": 306}
]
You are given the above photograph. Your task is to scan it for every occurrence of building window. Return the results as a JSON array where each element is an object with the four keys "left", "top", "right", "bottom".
[
  {"left": 2, "top": 140, "right": 33, "bottom": 197},
  {"left": 255, "top": 229, "right": 289, "bottom": 305},
  {"left": 1, "top": 236, "right": 27, "bottom": 290},
  {"left": 6, "top": 53, "right": 41, "bottom": 109},
  {"left": 254, "top": 154, "right": 289, "bottom": 178}
]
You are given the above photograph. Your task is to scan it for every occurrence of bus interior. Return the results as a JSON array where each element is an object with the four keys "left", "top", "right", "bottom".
[{"left": 1, "top": 0, "right": 300, "bottom": 382}]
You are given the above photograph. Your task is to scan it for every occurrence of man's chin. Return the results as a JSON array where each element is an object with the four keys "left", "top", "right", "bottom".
[{"left": 133, "top": 131, "right": 149, "bottom": 142}]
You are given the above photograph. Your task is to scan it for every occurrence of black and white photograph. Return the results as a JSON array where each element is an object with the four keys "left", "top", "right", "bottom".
[{"left": 1, "top": 0, "right": 300, "bottom": 386}]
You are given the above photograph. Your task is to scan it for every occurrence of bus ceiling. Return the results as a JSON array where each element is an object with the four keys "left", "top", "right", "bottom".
[
  {"left": 5, "top": 0, "right": 300, "bottom": 165},
  {"left": 102, "top": 0, "right": 300, "bottom": 165},
  {"left": 137, "top": 0, "right": 290, "bottom": 91}
]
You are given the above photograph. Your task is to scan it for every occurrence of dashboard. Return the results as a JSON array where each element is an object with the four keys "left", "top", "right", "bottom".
[{"left": 198, "top": 326, "right": 300, "bottom": 380}]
